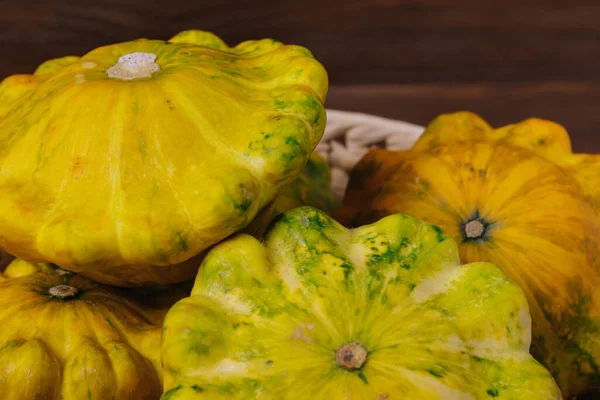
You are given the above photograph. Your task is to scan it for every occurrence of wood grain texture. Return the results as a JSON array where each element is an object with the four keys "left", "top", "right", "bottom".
[
  {"left": 2, "top": 0, "right": 600, "bottom": 84},
  {"left": 327, "top": 82, "right": 600, "bottom": 152}
]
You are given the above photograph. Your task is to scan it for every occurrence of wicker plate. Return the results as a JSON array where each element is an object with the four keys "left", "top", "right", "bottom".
[{"left": 317, "top": 109, "right": 425, "bottom": 199}]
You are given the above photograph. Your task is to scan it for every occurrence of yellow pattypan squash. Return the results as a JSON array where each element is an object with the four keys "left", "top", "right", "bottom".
[
  {"left": 161, "top": 207, "right": 560, "bottom": 400},
  {"left": 0, "top": 257, "right": 54, "bottom": 281},
  {"left": 245, "top": 152, "right": 340, "bottom": 237},
  {"left": 0, "top": 30, "right": 328, "bottom": 287},
  {"left": 338, "top": 112, "right": 600, "bottom": 398},
  {"left": 0, "top": 268, "right": 177, "bottom": 399},
  {"left": 274, "top": 152, "right": 341, "bottom": 216}
]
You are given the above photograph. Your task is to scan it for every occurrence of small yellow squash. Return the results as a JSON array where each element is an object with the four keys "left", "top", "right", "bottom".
[
  {"left": 0, "top": 30, "right": 328, "bottom": 286},
  {"left": 273, "top": 152, "right": 340, "bottom": 216},
  {"left": 246, "top": 152, "right": 340, "bottom": 237},
  {"left": 0, "top": 257, "right": 55, "bottom": 280},
  {"left": 0, "top": 270, "right": 170, "bottom": 399}
]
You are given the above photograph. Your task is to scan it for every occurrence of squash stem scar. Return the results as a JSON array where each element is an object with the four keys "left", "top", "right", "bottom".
[
  {"left": 48, "top": 285, "right": 79, "bottom": 299},
  {"left": 336, "top": 342, "right": 368, "bottom": 370},
  {"left": 461, "top": 212, "right": 492, "bottom": 242},
  {"left": 106, "top": 52, "right": 160, "bottom": 80},
  {"left": 465, "top": 219, "right": 485, "bottom": 239}
]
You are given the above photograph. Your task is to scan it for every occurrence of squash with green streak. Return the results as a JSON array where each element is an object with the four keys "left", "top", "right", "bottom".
[
  {"left": 0, "top": 30, "right": 327, "bottom": 286},
  {"left": 246, "top": 152, "right": 340, "bottom": 237},
  {"left": 338, "top": 112, "right": 600, "bottom": 398},
  {"left": 274, "top": 152, "right": 340, "bottom": 215},
  {"left": 161, "top": 206, "right": 560, "bottom": 399},
  {"left": 0, "top": 269, "right": 173, "bottom": 399}
]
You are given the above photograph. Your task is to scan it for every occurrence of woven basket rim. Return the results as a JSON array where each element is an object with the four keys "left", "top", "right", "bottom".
[
  {"left": 325, "top": 108, "right": 425, "bottom": 131},
  {"left": 319, "top": 109, "right": 426, "bottom": 199}
]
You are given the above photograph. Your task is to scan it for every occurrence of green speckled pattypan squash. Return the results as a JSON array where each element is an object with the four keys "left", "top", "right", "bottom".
[
  {"left": 0, "top": 30, "right": 327, "bottom": 287},
  {"left": 161, "top": 207, "right": 561, "bottom": 400}
]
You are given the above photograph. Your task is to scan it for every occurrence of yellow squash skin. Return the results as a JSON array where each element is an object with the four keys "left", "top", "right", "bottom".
[
  {"left": 0, "top": 257, "right": 55, "bottom": 280},
  {"left": 0, "top": 30, "right": 328, "bottom": 286},
  {"left": 0, "top": 257, "right": 192, "bottom": 308},
  {"left": 161, "top": 207, "right": 560, "bottom": 400},
  {"left": 338, "top": 112, "right": 600, "bottom": 398},
  {"left": 0, "top": 270, "right": 168, "bottom": 400}
]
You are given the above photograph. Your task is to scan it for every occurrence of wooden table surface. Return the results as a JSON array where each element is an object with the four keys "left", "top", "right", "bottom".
[{"left": 2, "top": 0, "right": 600, "bottom": 151}]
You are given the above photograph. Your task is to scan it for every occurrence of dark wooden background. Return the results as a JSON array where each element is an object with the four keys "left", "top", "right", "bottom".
[{"left": 2, "top": 0, "right": 600, "bottom": 151}]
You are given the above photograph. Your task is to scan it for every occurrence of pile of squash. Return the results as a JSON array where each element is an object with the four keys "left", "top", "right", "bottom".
[{"left": 0, "top": 30, "right": 598, "bottom": 400}]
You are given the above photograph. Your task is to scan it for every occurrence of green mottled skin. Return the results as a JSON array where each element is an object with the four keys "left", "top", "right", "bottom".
[
  {"left": 274, "top": 152, "right": 340, "bottom": 216},
  {"left": 161, "top": 207, "right": 561, "bottom": 399},
  {"left": 243, "top": 152, "right": 339, "bottom": 239}
]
